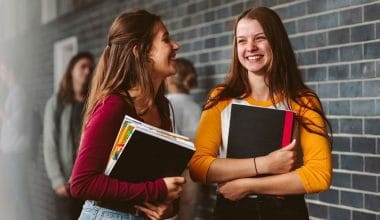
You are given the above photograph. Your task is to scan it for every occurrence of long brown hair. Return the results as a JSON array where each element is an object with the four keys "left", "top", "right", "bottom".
[
  {"left": 83, "top": 9, "right": 170, "bottom": 129},
  {"left": 58, "top": 51, "right": 94, "bottom": 104},
  {"left": 205, "top": 7, "right": 332, "bottom": 141}
]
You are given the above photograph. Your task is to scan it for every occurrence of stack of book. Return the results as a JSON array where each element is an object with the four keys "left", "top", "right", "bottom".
[{"left": 105, "top": 115, "right": 195, "bottom": 182}]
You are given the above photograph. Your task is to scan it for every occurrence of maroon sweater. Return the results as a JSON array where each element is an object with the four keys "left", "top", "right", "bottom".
[{"left": 70, "top": 95, "right": 168, "bottom": 202}]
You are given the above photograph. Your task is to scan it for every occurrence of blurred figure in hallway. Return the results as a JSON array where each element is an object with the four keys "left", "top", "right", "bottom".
[
  {"left": 0, "top": 55, "right": 34, "bottom": 220},
  {"left": 166, "top": 57, "right": 202, "bottom": 220},
  {"left": 43, "top": 51, "right": 94, "bottom": 220}
]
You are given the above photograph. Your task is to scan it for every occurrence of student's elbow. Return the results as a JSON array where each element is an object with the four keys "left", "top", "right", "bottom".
[{"left": 188, "top": 155, "right": 210, "bottom": 184}]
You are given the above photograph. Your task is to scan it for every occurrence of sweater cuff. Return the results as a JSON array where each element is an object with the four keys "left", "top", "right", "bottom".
[
  {"left": 51, "top": 177, "right": 66, "bottom": 190},
  {"left": 155, "top": 178, "right": 168, "bottom": 201}
]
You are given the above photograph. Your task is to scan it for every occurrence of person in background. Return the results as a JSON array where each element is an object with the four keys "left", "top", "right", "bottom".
[
  {"left": 166, "top": 57, "right": 202, "bottom": 220},
  {"left": 43, "top": 51, "right": 94, "bottom": 220},
  {"left": 0, "top": 56, "right": 34, "bottom": 220},
  {"left": 189, "top": 7, "right": 332, "bottom": 220},
  {"left": 70, "top": 9, "right": 185, "bottom": 220}
]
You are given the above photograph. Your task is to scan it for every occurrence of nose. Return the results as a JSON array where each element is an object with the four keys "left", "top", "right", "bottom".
[
  {"left": 172, "top": 40, "right": 180, "bottom": 51},
  {"left": 247, "top": 40, "right": 258, "bottom": 52}
]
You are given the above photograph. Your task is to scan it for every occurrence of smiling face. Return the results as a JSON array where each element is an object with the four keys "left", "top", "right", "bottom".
[
  {"left": 149, "top": 22, "right": 179, "bottom": 81},
  {"left": 236, "top": 18, "right": 272, "bottom": 76}
]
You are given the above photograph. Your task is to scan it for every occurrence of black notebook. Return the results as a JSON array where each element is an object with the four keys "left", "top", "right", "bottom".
[
  {"left": 105, "top": 115, "right": 195, "bottom": 182},
  {"left": 227, "top": 103, "right": 295, "bottom": 158}
]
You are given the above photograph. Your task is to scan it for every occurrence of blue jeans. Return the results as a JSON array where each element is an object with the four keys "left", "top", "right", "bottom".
[{"left": 79, "top": 200, "right": 147, "bottom": 220}]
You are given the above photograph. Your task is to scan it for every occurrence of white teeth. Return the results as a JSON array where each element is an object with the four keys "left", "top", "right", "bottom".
[{"left": 247, "top": 55, "right": 261, "bottom": 61}]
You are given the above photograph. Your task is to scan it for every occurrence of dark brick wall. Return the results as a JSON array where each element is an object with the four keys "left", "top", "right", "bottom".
[{"left": 1, "top": 0, "right": 379, "bottom": 219}]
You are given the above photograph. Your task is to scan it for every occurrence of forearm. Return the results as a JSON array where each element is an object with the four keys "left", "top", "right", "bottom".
[
  {"left": 207, "top": 157, "right": 257, "bottom": 183},
  {"left": 246, "top": 171, "right": 306, "bottom": 195}
]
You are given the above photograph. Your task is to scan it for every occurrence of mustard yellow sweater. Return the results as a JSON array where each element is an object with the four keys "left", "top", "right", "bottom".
[{"left": 189, "top": 94, "right": 332, "bottom": 194}]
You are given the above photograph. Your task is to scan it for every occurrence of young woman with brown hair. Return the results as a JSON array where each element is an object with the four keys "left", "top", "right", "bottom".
[
  {"left": 43, "top": 51, "right": 94, "bottom": 220},
  {"left": 189, "top": 7, "right": 332, "bottom": 220},
  {"left": 70, "top": 9, "right": 185, "bottom": 220}
]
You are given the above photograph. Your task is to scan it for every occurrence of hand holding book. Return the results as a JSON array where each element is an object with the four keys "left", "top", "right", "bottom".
[{"left": 254, "top": 139, "right": 297, "bottom": 175}]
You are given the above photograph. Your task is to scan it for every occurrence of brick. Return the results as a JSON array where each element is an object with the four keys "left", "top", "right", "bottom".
[
  {"left": 306, "top": 32, "right": 327, "bottom": 48},
  {"left": 211, "top": 23, "right": 223, "bottom": 34},
  {"left": 351, "top": 62, "right": 375, "bottom": 79},
  {"left": 341, "top": 191, "right": 363, "bottom": 208},
  {"left": 353, "top": 211, "right": 377, "bottom": 220},
  {"left": 328, "top": 64, "right": 349, "bottom": 80},
  {"left": 317, "top": 12, "right": 338, "bottom": 29},
  {"left": 297, "top": 51, "right": 316, "bottom": 65},
  {"left": 340, "top": 81, "right": 362, "bottom": 97},
  {"left": 231, "top": 2, "right": 244, "bottom": 16},
  {"left": 216, "top": 7, "right": 230, "bottom": 19},
  {"left": 205, "top": 38, "right": 215, "bottom": 48},
  {"left": 364, "top": 3, "right": 380, "bottom": 21},
  {"left": 187, "top": 3, "right": 197, "bottom": 14},
  {"left": 332, "top": 136, "right": 350, "bottom": 151},
  {"left": 211, "top": 0, "right": 223, "bottom": 8},
  {"left": 204, "top": 11, "right": 215, "bottom": 22},
  {"left": 340, "top": 45, "right": 363, "bottom": 61},
  {"left": 363, "top": 80, "right": 380, "bottom": 97},
  {"left": 307, "top": 67, "right": 327, "bottom": 81},
  {"left": 351, "top": 24, "right": 375, "bottom": 42},
  {"left": 287, "top": 2, "right": 306, "bottom": 19},
  {"left": 352, "top": 100, "right": 376, "bottom": 116},
  {"left": 352, "top": 137, "right": 376, "bottom": 154},
  {"left": 341, "top": 118, "right": 363, "bottom": 134},
  {"left": 332, "top": 153, "right": 339, "bottom": 169},
  {"left": 329, "top": 207, "right": 351, "bottom": 220},
  {"left": 318, "top": 48, "right": 339, "bottom": 64},
  {"left": 182, "top": 17, "right": 191, "bottom": 27},
  {"left": 332, "top": 172, "right": 351, "bottom": 188},
  {"left": 339, "top": 7, "right": 362, "bottom": 25},
  {"left": 365, "top": 156, "right": 380, "bottom": 173},
  {"left": 329, "top": 118, "right": 339, "bottom": 134},
  {"left": 215, "top": 63, "right": 229, "bottom": 74},
  {"left": 254, "top": 0, "right": 276, "bottom": 7},
  {"left": 180, "top": 43, "right": 191, "bottom": 53},
  {"left": 341, "top": 154, "right": 364, "bottom": 171},
  {"left": 186, "top": 28, "right": 198, "bottom": 39},
  {"left": 329, "top": 100, "right": 350, "bottom": 115},
  {"left": 284, "top": 21, "right": 296, "bottom": 35},
  {"left": 200, "top": 26, "right": 211, "bottom": 36},
  {"left": 298, "top": 17, "right": 317, "bottom": 32},
  {"left": 308, "top": 203, "right": 328, "bottom": 219},
  {"left": 365, "top": 119, "right": 380, "bottom": 135},
  {"left": 328, "top": 28, "right": 350, "bottom": 45},
  {"left": 353, "top": 174, "right": 377, "bottom": 191},
  {"left": 195, "top": 1, "right": 209, "bottom": 12},
  {"left": 319, "top": 189, "right": 339, "bottom": 203},
  {"left": 307, "top": 0, "right": 327, "bottom": 13},
  {"left": 290, "top": 35, "right": 306, "bottom": 50},
  {"left": 305, "top": 193, "right": 318, "bottom": 200},
  {"left": 216, "top": 35, "right": 231, "bottom": 47},
  {"left": 199, "top": 52, "right": 209, "bottom": 63},
  {"left": 317, "top": 83, "right": 339, "bottom": 98},
  {"left": 364, "top": 42, "right": 380, "bottom": 59},
  {"left": 191, "top": 40, "right": 204, "bottom": 51}
]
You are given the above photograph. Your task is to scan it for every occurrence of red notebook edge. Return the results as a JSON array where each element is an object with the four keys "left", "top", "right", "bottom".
[{"left": 281, "top": 110, "right": 294, "bottom": 147}]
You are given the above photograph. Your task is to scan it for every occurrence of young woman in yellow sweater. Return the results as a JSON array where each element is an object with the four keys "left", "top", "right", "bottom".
[{"left": 189, "top": 7, "right": 332, "bottom": 220}]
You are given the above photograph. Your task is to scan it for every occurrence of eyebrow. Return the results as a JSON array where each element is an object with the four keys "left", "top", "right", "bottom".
[{"left": 237, "top": 32, "right": 265, "bottom": 37}]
